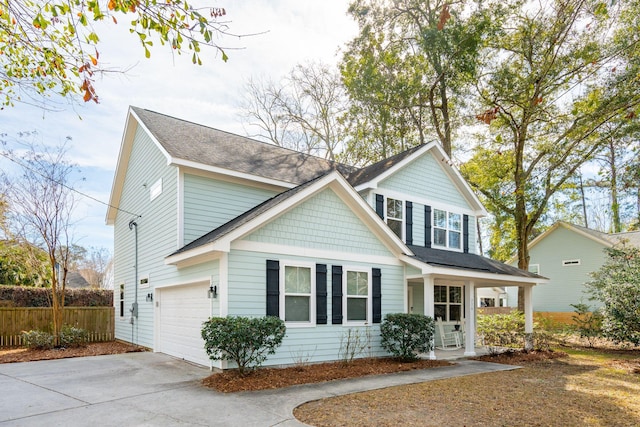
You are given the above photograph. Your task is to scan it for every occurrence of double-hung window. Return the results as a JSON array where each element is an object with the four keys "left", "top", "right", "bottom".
[
  {"left": 386, "top": 197, "right": 403, "bottom": 239},
  {"left": 345, "top": 269, "right": 370, "bottom": 323},
  {"left": 433, "top": 209, "right": 462, "bottom": 250},
  {"left": 281, "top": 263, "right": 315, "bottom": 325},
  {"left": 434, "top": 284, "right": 463, "bottom": 322}
]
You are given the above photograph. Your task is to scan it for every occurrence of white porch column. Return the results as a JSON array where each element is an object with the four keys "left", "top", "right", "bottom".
[
  {"left": 423, "top": 274, "right": 436, "bottom": 360},
  {"left": 524, "top": 285, "right": 534, "bottom": 350},
  {"left": 464, "top": 281, "right": 476, "bottom": 356}
]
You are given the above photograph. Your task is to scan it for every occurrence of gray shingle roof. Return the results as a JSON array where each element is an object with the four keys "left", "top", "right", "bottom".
[
  {"left": 610, "top": 230, "right": 640, "bottom": 247},
  {"left": 558, "top": 221, "right": 640, "bottom": 247},
  {"left": 408, "top": 245, "right": 543, "bottom": 278},
  {"left": 132, "top": 107, "right": 356, "bottom": 185}
]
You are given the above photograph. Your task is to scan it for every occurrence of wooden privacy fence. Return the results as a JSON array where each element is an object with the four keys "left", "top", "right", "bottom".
[{"left": 0, "top": 307, "right": 114, "bottom": 347}]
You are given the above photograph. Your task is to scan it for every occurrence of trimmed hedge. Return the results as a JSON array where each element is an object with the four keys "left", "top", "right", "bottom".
[
  {"left": 202, "top": 316, "right": 286, "bottom": 375},
  {"left": 380, "top": 313, "right": 435, "bottom": 361},
  {"left": 0, "top": 285, "right": 113, "bottom": 307}
]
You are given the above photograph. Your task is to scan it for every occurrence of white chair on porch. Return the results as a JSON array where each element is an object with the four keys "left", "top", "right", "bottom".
[{"left": 436, "top": 317, "right": 461, "bottom": 350}]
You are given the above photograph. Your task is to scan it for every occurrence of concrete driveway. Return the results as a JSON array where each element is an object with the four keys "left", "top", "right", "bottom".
[{"left": 0, "top": 352, "right": 518, "bottom": 426}]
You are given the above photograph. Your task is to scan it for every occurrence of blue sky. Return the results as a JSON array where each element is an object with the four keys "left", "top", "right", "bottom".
[{"left": 0, "top": 1, "right": 357, "bottom": 252}]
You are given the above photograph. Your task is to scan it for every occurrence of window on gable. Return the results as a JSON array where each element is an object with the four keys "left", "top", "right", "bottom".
[
  {"left": 282, "top": 264, "right": 314, "bottom": 324},
  {"left": 386, "top": 197, "right": 403, "bottom": 239},
  {"left": 345, "top": 269, "right": 370, "bottom": 323},
  {"left": 433, "top": 209, "right": 462, "bottom": 250},
  {"left": 434, "top": 284, "right": 463, "bottom": 322},
  {"left": 149, "top": 178, "right": 162, "bottom": 201}
]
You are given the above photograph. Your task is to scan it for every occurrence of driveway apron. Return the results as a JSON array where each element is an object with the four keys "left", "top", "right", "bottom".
[{"left": 0, "top": 352, "right": 518, "bottom": 426}]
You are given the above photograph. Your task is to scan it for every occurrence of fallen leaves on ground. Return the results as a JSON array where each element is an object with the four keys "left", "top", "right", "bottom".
[
  {"left": 295, "top": 348, "right": 640, "bottom": 427},
  {"left": 610, "top": 358, "right": 640, "bottom": 374},
  {"left": 473, "top": 348, "right": 568, "bottom": 364},
  {"left": 202, "top": 357, "right": 451, "bottom": 393},
  {"left": 0, "top": 341, "right": 146, "bottom": 364}
]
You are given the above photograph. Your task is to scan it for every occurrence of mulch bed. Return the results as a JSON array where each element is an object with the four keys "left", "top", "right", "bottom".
[
  {"left": 473, "top": 348, "right": 568, "bottom": 364},
  {"left": 0, "top": 341, "right": 146, "bottom": 364},
  {"left": 202, "top": 357, "right": 452, "bottom": 393}
]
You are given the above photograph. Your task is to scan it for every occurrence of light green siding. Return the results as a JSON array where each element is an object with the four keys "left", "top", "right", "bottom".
[
  {"left": 227, "top": 249, "right": 405, "bottom": 366},
  {"left": 114, "top": 126, "right": 179, "bottom": 347},
  {"left": 508, "top": 226, "right": 608, "bottom": 312},
  {"left": 183, "top": 174, "right": 277, "bottom": 244},
  {"left": 246, "top": 188, "right": 394, "bottom": 257},
  {"left": 379, "top": 151, "right": 471, "bottom": 210},
  {"left": 405, "top": 265, "right": 422, "bottom": 276}
]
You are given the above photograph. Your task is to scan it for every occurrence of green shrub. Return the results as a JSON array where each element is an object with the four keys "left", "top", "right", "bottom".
[
  {"left": 0, "top": 285, "right": 112, "bottom": 307},
  {"left": 380, "top": 313, "right": 434, "bottom": 361},
  {"left": 201, "top": 316, "right": 286, "bottom": 376},
  {"left": 570, "top": 302, "right": 603, "bottom": 347},
  {"left": 59, "top": 325, "right": 87, "bottom": 348},
  {"left": 477, "top": 311, "right": 525, "bottom": 349},
  {"left": 586, "top": 245, "right": 640, "bottom": 346},
  {"left": 21, "top": 330, "right": 54, "bottom": 350}
]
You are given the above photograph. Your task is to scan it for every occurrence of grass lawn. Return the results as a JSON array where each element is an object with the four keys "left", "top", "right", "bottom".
[{"left": 294, "top": 347, "right": 640, "bottom": 427}]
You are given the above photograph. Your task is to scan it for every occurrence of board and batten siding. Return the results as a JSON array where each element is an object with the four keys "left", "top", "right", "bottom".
[
  {"left": 378, "top": 151, "right": 471, "bottom": 210},
  {"left": 227, "top": 249, "right": 405, "bottom": 367},
  {"left": 507, "top": 226, "right": 609, "bottom": 312},
  {"left": 245, "top": 188, "right": 394, "bottom": 258},
  {"left": 113, "top": 126, "right": 180, "bottom": 348},
  {"left": 182, "top": 174, "right": 278, "bottom": 245}
]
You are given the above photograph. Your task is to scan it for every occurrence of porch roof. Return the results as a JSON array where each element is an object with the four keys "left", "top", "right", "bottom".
[{"left": 407, "top": 245, "right": 545, "bottom": 280}]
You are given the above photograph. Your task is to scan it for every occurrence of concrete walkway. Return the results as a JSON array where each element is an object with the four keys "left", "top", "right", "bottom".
[{"left": 0, "top": 352, "right": 518, "bottom": 427}]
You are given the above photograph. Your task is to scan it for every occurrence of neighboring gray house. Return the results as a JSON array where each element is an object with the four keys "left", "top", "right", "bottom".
[
  {"left": 107, "top": 107, "right": 542, "bottom": 368},
  {"left": 507, "top": 221, "right": 640, "bottom": 313}
]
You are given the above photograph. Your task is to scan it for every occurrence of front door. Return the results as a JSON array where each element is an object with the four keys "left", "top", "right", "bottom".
[{"left": 408, "top": 285, "right": 414, "bottom": 314}]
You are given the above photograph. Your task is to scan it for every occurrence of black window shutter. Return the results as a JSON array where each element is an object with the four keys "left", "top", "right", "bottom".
[
  {"left": 316, "top": 264, "right": 327, "bottom": 324},
  {"left": 405, "top": 201, "right": 413, "bottom": 245},
  {"left": 332, "top": 265, "right": 343, "bottom": 324},
  {"left": 425, "top": 205, "right": 432, "bottom": 248},
  {"left": 463, "top": 214, "right": 470, "bottom": 253},
  {"left": 266, "top": 260, "right": 280, "bottom": 317},
  {"left": 372, "top": 268, "right": 382, "bottom": 324},
  {"left": 375, "top": 194, "right": 384, "bottom": 219}
]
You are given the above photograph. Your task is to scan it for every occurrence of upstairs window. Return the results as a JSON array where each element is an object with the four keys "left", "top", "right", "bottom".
[
  {"left": 281, "top": 264, "right": 314, "bottom": 324},
  {"left": 386, "top": 197, "right": 403, "bottom": 239},
  {"left": 433, "top": 209, "right": 462, "bottom": 250}
]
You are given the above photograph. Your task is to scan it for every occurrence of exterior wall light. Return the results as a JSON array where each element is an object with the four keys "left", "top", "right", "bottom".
[
  {"left": 145, "top": 293, "right": 153, "bottom": 302},
  {"left": 208, "top": 285, "right": 217, "bottom": 299}
]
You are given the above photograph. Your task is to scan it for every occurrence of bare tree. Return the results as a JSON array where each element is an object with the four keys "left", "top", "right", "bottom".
[
  {"left": 240, "top": 61, "right": 347, "bottom": 160},
  {"left": 1, "top": 138, "right": 78, "bottom": 345},
  {"left": 78, "top": 246, "right": 113, "bottom": 289}
]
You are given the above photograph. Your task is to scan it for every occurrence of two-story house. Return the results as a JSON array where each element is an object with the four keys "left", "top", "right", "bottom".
[{"left": 106, "top": 107, "right": 542, "bottom": 368}]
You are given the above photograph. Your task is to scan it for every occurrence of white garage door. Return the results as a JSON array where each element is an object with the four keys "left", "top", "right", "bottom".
[{"left": 158, "top": 283, "right": 211, "bottom": 366}]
